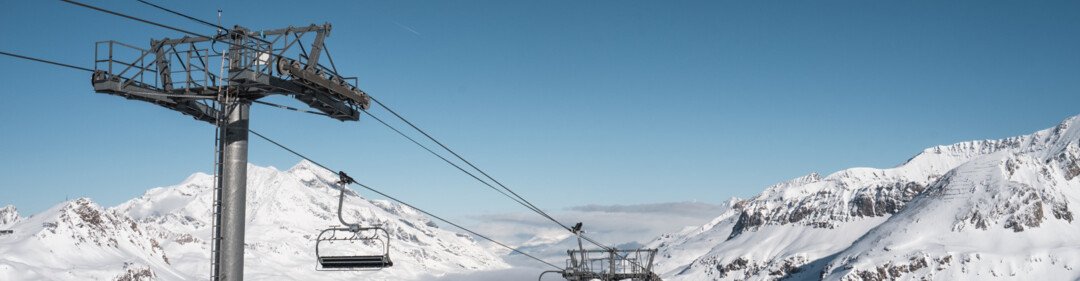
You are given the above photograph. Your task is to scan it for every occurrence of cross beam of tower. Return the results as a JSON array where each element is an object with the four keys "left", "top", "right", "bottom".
[{"left": 89, "top": 24, "right": 369, "bottom": 281}]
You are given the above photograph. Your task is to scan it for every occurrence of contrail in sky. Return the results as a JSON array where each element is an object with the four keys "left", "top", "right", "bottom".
[{"left": 392, "top": 21, "right": 422, "bottom": 36}]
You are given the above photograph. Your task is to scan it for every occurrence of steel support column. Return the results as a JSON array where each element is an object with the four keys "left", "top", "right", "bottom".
[
  {"left": 85, "top": 22, "right": 371, "bottom": 280},
  {"left": 218, "top": 101, "right": 250, "bottom": 281}
]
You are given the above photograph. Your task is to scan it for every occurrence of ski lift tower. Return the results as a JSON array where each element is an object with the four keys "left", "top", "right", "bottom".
[
  {"left": 562, "top": 248, "right": 661, "bottom": 281},
  {"left": 90, "top": 23, "right": 369, "bottom": 281},
  {"left": 556, "top": 224, "right": 662, "bottom": 281}
]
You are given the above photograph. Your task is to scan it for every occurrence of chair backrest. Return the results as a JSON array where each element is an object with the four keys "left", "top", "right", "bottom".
[{"left": 315, "top": 227, "right": 392, "bottom": 271}]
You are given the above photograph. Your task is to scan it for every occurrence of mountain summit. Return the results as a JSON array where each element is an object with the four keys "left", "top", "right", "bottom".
[
  {"left": 0, "top": 161, "right": 506, "bottom": 280},
  {"left": 650, "top": 115, "right": 1080, "bottom": 280}
]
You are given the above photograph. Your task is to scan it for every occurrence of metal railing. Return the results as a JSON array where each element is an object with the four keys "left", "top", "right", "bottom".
[
  {"left": 95, "top": 40, "right": 225, "bottom": 92},
  {"left": 95, "top": 33, "right": 363, "bottom": 96},
  {"left": 566, "top": 248, "right": 658, "bottom": 276},
  {"left": 95, "top": 40, "right": 156, "bottom": 88}
]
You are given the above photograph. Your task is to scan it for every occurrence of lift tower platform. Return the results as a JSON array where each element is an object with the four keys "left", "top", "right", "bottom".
[
  {"left": 90, "top": 23, "right": 369, "bottom": 281},
  {"left": 550, "top": 224, "right": 662, "bottom": 281},
  {"left": 562, "top": 248, "right": 661, "bottom": 281}
]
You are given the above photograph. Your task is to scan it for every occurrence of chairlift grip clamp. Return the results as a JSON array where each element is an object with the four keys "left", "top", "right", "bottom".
[{"left": 337, "top": 171, "right": 356, "bottom": 186}]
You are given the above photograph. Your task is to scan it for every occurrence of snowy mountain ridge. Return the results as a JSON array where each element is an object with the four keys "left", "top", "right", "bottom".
[
  {"left": 650, "top": 115, "right": 1080, "bottom": 280},
  {"left": 0, "top": 161, "right": 507, "bottom": 280}
]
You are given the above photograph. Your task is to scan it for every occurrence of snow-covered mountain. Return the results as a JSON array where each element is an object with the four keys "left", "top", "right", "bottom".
[
  {"left": 0, "top": 161, "right": 507, "bottom": 280},
  {"left": 650, "top": 115, "right": 1080, "bottom": 280}
]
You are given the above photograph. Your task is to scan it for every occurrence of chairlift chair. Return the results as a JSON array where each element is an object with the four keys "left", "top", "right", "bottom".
[
  {"left": 315, "top": 227, "right": 392, "bottom": 270},
  {"left": 315, "top": 172, "right": 393, "bottom": 271}
]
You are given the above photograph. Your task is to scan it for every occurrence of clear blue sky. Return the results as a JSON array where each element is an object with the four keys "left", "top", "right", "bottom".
[{"left": 2, "top": 1, "right": 1079, "bottom": 217}]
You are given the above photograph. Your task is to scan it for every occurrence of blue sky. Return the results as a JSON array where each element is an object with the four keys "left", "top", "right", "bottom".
[{"left": 1, "top": 1, "right": 1079, "bottom": 217}]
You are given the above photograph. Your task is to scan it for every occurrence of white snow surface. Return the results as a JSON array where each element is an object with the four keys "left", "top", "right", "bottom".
[
  {"left": 0, "top": 161, "right": 507, "bottom": 280},
  {"left": 650, "top": 115, "right": 1080, "bottom": 280}
]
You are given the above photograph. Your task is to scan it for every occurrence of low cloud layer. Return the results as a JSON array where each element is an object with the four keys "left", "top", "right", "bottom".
[
  {"left": 461, "top": 201, "right": 733, "bottom": 267},
  {"left": 567, "top": 201, "right": 729, "bottom": 215},
  {"left": 427, "top": 266, "right": 564, "bottom": 281}
]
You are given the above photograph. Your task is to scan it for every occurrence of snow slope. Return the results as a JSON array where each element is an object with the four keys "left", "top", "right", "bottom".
[
  {"left": 0, "top": 161, "right": 507, "bottom": 280},
  {"left": 821, "top": 118, "right": 1080, "bottom": 280},
  {"left": 651, "top": 115, "right": 1080, "bottom": 280}
]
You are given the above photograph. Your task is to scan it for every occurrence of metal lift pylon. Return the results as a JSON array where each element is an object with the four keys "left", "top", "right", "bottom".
[
  {"left": 552, "top": 223, "right": 662, "bottom": 281},
  {"left": 89, "top": 23, "right": 370, "bottom": 281}
]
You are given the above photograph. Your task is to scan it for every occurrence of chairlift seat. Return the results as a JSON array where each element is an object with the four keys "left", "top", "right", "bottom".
[
  {"left": 315, "top": 174, "right": 394, "bottom": 271},
  {"left": 319, "top": 255, "right": 393, "bottom": 269}
]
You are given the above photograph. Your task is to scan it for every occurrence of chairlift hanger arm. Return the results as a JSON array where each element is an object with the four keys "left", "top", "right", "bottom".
[
  {"left": 337, "top": 171, "right": 356, "bottom": 185},
  {"left": 335, "top": 171, "right": 360, "bottom": 231}
]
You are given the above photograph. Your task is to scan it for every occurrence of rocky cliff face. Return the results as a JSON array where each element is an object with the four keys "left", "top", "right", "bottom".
[
  {"left": 0, "top": 205, "right": 18, "bottom": 227},
  {"left": 0, "top": 161, "right": 507, "bottom": 281},
  {"left": 0, "top": 198, "right": 174, "bottom": 280},
  {"left": 650, "top": 115, "right": 1080, "bottom": 281}
]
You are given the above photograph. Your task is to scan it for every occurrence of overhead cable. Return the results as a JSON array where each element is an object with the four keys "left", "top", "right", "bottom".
[
  {"left": 61, "top": 0, "right": 206, "bottom": 38},
  {"left": 135, "top": 0, "right": 227, "bottom": 31},
  {"left": 0, "top": 51, "right": 93, "bottom": 72},
  {"left": 46, "top": 2, "right": 652, "bottom": 272},
  {"left": 367, "top": 95, "right": 573, "bottom": 231},
  {"left": 246, "top": 129, "right": 562, "bottom": 270}
]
